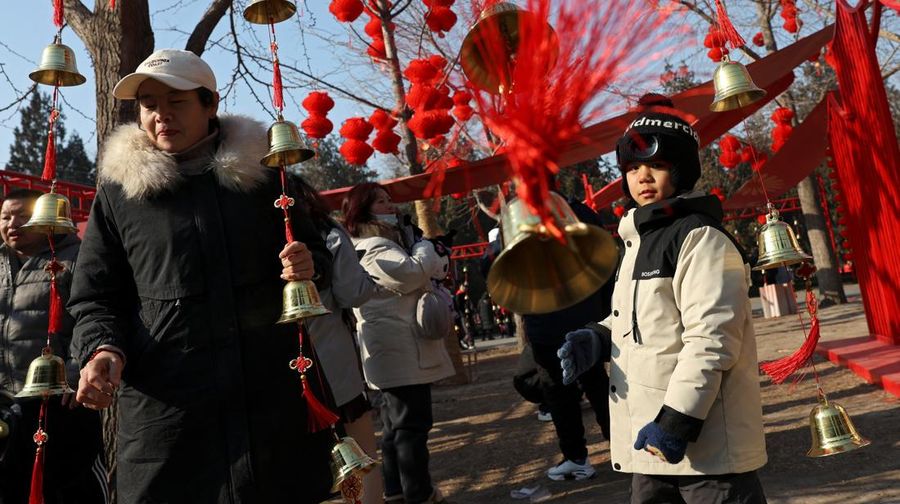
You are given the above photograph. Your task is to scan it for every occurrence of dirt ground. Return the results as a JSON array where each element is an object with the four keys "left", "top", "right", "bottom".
[{"left": 422, "top": 299, "right": 900, "bottom": 504}]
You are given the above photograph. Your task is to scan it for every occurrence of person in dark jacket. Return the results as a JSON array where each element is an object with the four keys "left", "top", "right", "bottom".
[
  {"left": 481, "top": 191, "right": 615, "bottom": 482},
  {"left": 68, "top": 50, "right": 335, "bottom": 503},
  {"left": 1, "top": 189, "right": 107, "bottom": 504}
]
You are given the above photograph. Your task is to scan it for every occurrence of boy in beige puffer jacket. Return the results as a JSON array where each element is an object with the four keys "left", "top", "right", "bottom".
[{"left": 558, "top": 94, "right": 768, "bottom": 503}]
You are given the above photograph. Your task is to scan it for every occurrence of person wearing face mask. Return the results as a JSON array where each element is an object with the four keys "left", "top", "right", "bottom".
[
  {"left": 67, "top": 50, "right": 335, "bottom": 503},
  {"left": 557, "top": 94, "right": 767, "bottom": 503},
  {"left": 342, "top": 183, "right": 454, "bottom": 504}
]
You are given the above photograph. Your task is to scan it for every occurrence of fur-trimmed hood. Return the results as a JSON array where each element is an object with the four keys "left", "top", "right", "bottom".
[
  {"left": 98, "top": 115, "right": 270, "bottom": 199},
  {"left": 354, "top": 220, "right": 403, "bottom": 244}
]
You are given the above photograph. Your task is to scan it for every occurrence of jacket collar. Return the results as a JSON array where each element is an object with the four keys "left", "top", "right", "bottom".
[
  {"left": 98, "top": 115, "right": 270, "bottom": 200},
  {"left": 632, "top": 192, "right": 723, "bottom": 233}
]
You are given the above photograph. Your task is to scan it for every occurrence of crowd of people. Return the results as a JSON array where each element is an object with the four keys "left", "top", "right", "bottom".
[{"left": 0, "top": 50, "right": 768, "bottom": 504}]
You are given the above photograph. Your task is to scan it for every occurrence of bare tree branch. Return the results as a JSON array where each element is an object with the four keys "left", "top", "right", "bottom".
[
  {"left": 0, "top": 84, "right": 37, "bottom": 114},
  {"left": 186, "top": 0, "right": 233, "bottom": 56},
  {"left": 62, "top": 0, "right": 94, "bottom": 37}
]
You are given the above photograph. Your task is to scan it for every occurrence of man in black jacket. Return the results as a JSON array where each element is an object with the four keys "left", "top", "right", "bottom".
[{"left": 69, "top": 50, "right": 334, "bottom": 503}]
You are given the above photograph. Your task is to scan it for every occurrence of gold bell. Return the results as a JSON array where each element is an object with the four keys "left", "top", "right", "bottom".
[
  {"left": 329, "top": 436, "right": 377, "bottom": 492},
  {"left": 487, "top": 192, "right": 618, "bottom": 314},
  {"left": 261, "top": 119, "right": 314, "bottom": 167},
  {"left": 0, "top": 419, "right": 8, "bottom": 439},
  {"left": 806, "top": 392, "right": 870, "bottom": 457},
  {"left": 459, "top": 2, "right": 558, "bottom": 94},
  {"left": 30, "top": 39, "right": 87, "bottom": 87},
  {"left": 753, "top": 203, "right": 811, "bottom": 271},
  {"left": 243, "top": 0, "right": 297, "bottom": 24},
  {"left": 710, "top": 56, "right": 766, "bottom": 112},
  {"left": 277, "top": 280, "right": 330, "bottom": 323},
  {"left": 21, "top": 190, "right": 78, "bottom": 235},
  {"left": 15, "top": 348, "right": 74, "bottom": 399}
]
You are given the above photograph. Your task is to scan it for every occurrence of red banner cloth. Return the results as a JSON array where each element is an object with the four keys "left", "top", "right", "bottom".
[
  {"left": 827, "top": 0, "right": 900, "bottom": 345},
  {"left": 319, "top": 26, "right": 833, "bottom": 210}
]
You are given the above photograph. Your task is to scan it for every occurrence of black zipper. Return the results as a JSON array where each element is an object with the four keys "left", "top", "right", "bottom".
[{"left": 630, "top": 281, "right": 642, "bottom": 344}]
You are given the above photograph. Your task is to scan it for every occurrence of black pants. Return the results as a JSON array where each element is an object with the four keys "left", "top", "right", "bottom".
[
  {"left": 0, "top": 397, "right": 108, "bottom": 504},
  {"left": 531, "top": 341, "right": 610, "bottom": 462},
  {"left": 380, "top": 384, "right": 434, "bottom": 504},
  {"left": 630, "top": 472, "right": 767, "bottom": 504}
]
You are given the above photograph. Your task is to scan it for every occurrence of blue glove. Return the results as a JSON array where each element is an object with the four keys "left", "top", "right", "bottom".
[
  {"left": 557, "top": 327, "right": 607, "bottom": 386},
  {"left": 633, "top": 422, "right": 688, "bottom": 464}
]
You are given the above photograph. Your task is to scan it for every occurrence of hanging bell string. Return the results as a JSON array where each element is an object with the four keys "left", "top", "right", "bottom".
[
  {"left": 294, "top": 323, "right": 339, "bottom": 432},
  {"left": 42, "top": 92, "right": 60, "bottom": 183},
  {"left": 46, "top": 234, "right": 65, "bottom": 341},
  {"left": 714, "top": 0, "right": 746, "bottom": 50},
  {"left": 28, "top": 398, "right": 50, "bottom": 504}
]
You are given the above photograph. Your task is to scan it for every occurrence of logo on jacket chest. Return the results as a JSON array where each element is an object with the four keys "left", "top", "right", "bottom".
[{"left": 640, "top": 269, "right": 661, "bottom": 278}]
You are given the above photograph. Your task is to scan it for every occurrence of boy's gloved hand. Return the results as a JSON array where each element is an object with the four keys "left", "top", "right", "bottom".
[
  {"left": 557, "top": 327, "right": 608, "bottom": 385},
  {"left": 633, "top": 422, "right": 688, "bottom": 464}
]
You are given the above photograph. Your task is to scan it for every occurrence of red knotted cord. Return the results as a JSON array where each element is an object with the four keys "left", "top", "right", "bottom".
[
  {"left": 714, "top": 0, "right": 746, "bottom": 49},
  {"left": 28, "top": 399, "right": 49, "bottom": 504}
]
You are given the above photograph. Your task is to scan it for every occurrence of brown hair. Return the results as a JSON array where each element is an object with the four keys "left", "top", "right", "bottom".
[{"left": 342, "top": 182, "right": 387, "bottom": 237}]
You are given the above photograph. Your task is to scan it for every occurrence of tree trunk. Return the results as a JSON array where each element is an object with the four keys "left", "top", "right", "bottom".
[
  {"left": 754, "top": 1, "right": 846, "bottom": 304},
  {"left": 64, "top": 1, "right": 154, "bottom": 157}
]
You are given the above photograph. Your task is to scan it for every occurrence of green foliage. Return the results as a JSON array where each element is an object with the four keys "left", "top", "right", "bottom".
[{"left": 6, "top": 91, "right": 95, "bottom": 185}]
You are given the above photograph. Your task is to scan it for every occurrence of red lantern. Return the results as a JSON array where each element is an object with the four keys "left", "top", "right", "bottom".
[
  {"left": 372, "top": 130, "right": 401, "bottom": 154},
  {"left": 339, "top": 139, "right": 374, "bottom": 165},
  {"left": 329, "top": 0, "right": 364, "bottom": 23},
  {"left": 752, "top": 32, "right": 765, "bottom": 47},
  {"left": 301, "top": 116, "right": 333, "bottom": 139},
  {"left": 719, "top": 150, "right": 741, "bottom": 169},
  {"left": 407, "top": 109, "right": 454, "bottom": 139},
  {"left": 771, "top": 107, "right": 794, "bottom": 124},
  {"left": 368, "top": 38, "right": 387, "bottom": 59},
  {"left": 302, "top": 92, "right": 335, "bottom": 115},
  {"left": 426, "top": 6, "right": 457, "bottom": 34},
  {"left": 404, "top": 59, "right": 440, "bottom": 84},
  {"left": 369, "top": 109, "right": 398, "bottom": 130},
  {"left": 452, "top": 105, "right": 474, "bottom": 122},
  {"left": 719, "top": 134, "right": 741, "bottom": 152},
  {"left": 339, "top": 117, "right": 374, "bottom": 141}
]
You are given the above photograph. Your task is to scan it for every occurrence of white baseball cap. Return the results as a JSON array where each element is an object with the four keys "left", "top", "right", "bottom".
[{"left": 113, "top": 49, "right": 217, "bottom": 100}]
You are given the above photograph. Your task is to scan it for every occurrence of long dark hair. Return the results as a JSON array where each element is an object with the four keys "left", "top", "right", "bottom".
[
  {"left": 289, "top": 174, "right": 336, "bottom": 233},
  {"left": 342, "top": 182, "right": 386, "bottom": 237}
]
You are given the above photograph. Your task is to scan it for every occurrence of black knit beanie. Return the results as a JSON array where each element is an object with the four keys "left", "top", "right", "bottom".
[{"left": 615, "top": 94, "right": 701, "bottom": 201}]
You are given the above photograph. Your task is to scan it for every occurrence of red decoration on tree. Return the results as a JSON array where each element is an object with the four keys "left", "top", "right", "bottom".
[
  {"left": 752, "top": 32, "right": 765, "bottom": 47},
  {"left": 407, "top": 109, "right": 454, "bottom": 140},
  {"left": 740, "top": 144, "right": 756, "bottom": 163},
  {"left": 770, "top": 106, "right": 795, "bottom": 152},
  {"left": 340, "top": 117, "right": 374, "bottom": 140},
  {"left": 718, "top": 134, "right": 742, "bottom": 169},
  {"left": 330, "top": 0, "right": 365, "bottom": 22},
  {"left": 751, "top": 152, "right": 768, "bottom": 172},
  {"left": 613, "top": 206, "right": 626, "bottom": 218},
  {"left": 369, "top": 109, "right": 398, "bottom": 130},
  {"left": 404, "top": 59, "right": 441, "bottom": 84},
  {"left": 340, "top": 140, "right": 375, "bottom": 166},
  {"left": 779, "top": 0, "right": 801, "bottom": 34},
  {"left": 367, "top": 38, "right": 387, "bottom": 59},
  {"left": 372, "top": 130, "right": 401, "bottom": 154},
  {"left": 703, "top": 27, "right": 729, "bottom": 62},
  {"left": 303, "top": 92, "right": 335, "bottom": 115},
  {"left": 301, "top": 116, "right": 333, "bottom": 139},
  {"left": 426, "top": 6, "right": 457, "bottom": 35},
  {"left": 710, "top": 187, "right": 726, "bottom": 201},
  {"left": 302, "top": 92, "right": 335, "bottom": 139},
  {"left": 452, "top": 90, "right": 474, "bottom": 122}
]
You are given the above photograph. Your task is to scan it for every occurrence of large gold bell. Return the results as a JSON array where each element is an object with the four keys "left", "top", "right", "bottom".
[
  {"left": 710, "top": 57, "right": 766, "bottom": 112},
  {"left": 459, "top": 2, "right": 558, "bottom": 94},
  {"left": 29, "top": 41, "right": 87, "bottom": 87},
  {"left": 753, "top": 204, "right": 811, "bottom": 271},
  {"left": 806, "top": 393, "right": 870, "bottom": 457},
  {"left": 487, "top": 192, "right": 618, "bottom": 314},
  {"left": 277, "top": 280, "right": 330, "bottom": 323},
  {"left": 243, "top": 0, "right": 297, "bottom": 24},
  {"left": 15, "top": 348, "right": 74, "bottom": 399},
  {"left": 20, "top": 190, "right": 78, "bottom": 235},
  {"left": 330, "top": 436, "right": 377, "bottom": 492},
  {"left": 261, "top": 119, "right": 314, "bottom": 167}
]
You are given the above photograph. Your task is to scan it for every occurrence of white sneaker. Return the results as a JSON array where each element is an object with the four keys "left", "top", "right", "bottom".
[
  {"left": 537, "top": 410, "right": 552, "bottom": 422},
  {"left": 546, "top": 459, "right": 596, "bottom": 481}
]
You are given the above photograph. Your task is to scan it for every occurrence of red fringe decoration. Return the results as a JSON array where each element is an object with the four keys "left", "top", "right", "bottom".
[
  {"left": 760, "top": 290, "right": 820, "bottom": 384},
  {"left": 53, "top": 0, "right": 64, "bottom": 28},
  {"left": 714, "top": 0, "right": 746, "bottom": 49},
  {"left": 28, "top": 400, "right": 48, "bottom": 504},
  {"left": 48, "top": 275, "right": 63, "bottom": 335},
  {"left": 301, "top": 375, "right": 339, "bottom": 432},
  {"left": 272, "top": 57, "right": 284, "bottom": 111},
  {"left": 42, "top": 130, "right": 56, "bottom": 182}
]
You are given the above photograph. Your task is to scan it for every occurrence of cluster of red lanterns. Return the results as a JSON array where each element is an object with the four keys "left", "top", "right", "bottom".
[
  {"left": 718, "top": 133, "right": 768, "bottom": 172},
  {"left": 780, "top": 0, "right": 801, "bottom": 34},
  {"left": 404, "top": 56, "right": 455, "bottom": 142},
  {"left": 770, "top": 106, "right": 794, "bottom": 152},
  {"left": 301, "top": 91, "right": 335, "bottom": 140},
  {"left": 703, "top": 27, "right": 729, "bottom": 62},
  {"left": 423, "top": 0, "right": 457, "bottom": 37},
  {"left": 363, "top": 7, "right": 394, "bottom": 60},
  {"left": 339, "top": 117, "right": 376, "bottom": 165}
]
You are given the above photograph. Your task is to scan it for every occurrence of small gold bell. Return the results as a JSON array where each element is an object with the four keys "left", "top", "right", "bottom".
[
  {"left": 243, "top": 0, "right": 297, "bottom": 25},
  {"left": 330, "top": 436, "right": 377, "bottom": 492},
  {"left": 753, "top": 203, "right": 811, "bottom": 271},
  {"left": 459, "top": 2, "right": 558, "bottom": 94},
  {"left": 277, "top": 280, "right": 330, "bottom": 323},
  {"left": 15, "top": 348, "right": 74, "bottom": 399},
  {"left": 806, "top": 392, "right": 870, "bottom": 457},
  {"left": 30, "top": 39, "right": 87, "bottom": 87},
  {"left": 710, "top": 56, "right": 766, "bottom": 112},
  {"left": 261, "top": 119, "right": 314, "bottom": 167},
  {"left": 487, "top": 192, "right": 618, "bottom": 314},
  {"left": 20, "top": 190, "right": 78, "bottom": 235}
]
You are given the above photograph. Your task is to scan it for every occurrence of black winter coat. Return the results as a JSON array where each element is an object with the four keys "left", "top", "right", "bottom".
[{"left": 68, "top": 117, "right": 335, "bottom": 504}]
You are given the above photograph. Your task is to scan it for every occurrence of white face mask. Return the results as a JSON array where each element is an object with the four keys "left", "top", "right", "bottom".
[{"left": 375, "top": 213, "right": 398, "bottom": 226}]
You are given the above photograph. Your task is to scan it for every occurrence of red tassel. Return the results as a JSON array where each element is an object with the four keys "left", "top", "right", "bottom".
[
  {"left": 110, "top": 0, "right": 116, "bottom": 9},
  {"left": 301, "top": 375, "right": 339, "bottom": 432},
  {"left": 29, "top": 400, "right": 49, "bottom": 504},
  {"left": 760, "top": 290, "right": 821, "bottom": 384},
  {"left": 714, "top": 0, "right": 746, "bottom": 49},
  {"left": 48, "top": 276, "right": 63, "bottom": 334},
  {"left": 272, "top": 57, "right": 284, "bottom": 111},
  {"left": 42, "top": 130, "right": 56, "bottom": 182},
  {"left": 53, "top": 0, "right": 64, "bottom": 28}
]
